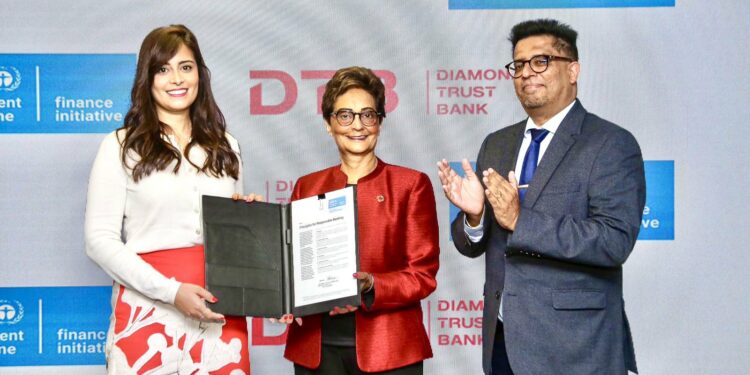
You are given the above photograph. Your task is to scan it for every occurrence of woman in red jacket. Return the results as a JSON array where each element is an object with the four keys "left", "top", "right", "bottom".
[{"left": 282, "top": 66, "right": 440, "bottom": 375}]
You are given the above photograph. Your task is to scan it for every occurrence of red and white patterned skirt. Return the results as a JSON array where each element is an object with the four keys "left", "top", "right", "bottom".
[{"left": 105, "top": 245, "right": 250, "bottom": 374}]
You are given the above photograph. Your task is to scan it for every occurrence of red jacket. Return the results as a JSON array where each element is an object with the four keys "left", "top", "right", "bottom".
[{"left": 284, "top": 160, "right": 440, "bottom": 372}]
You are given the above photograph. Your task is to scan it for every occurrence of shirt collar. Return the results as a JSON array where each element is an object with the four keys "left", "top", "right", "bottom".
[{"left": 523, "top": 100, "right": 577, "bottom": 135}]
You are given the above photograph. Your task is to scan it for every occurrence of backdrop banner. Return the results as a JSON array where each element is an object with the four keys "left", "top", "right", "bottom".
[{"left": 1, "top": 1, "right": 748, "bottom": 374}]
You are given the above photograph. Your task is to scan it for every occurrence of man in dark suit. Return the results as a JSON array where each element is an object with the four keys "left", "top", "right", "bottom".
[{"left": 437, "top": 19, "right": 645, "bottom": 375}]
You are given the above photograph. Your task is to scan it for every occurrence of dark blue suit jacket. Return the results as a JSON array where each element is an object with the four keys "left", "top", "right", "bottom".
[{"left": 452, "top": 100, "right": 645, "bottom": 375}]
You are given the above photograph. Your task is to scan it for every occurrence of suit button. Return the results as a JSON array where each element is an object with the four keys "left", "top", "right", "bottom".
[{"left": 494, "top": 291, "right": 501, "bottom": 299}]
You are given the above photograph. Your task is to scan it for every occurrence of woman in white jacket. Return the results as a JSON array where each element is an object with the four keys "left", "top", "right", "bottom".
[{"left": 85, "top": 24, "right": 254, "bottom": 374}]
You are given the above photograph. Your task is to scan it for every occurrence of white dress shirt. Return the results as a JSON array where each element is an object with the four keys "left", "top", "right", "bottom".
[
  {"left": 464, "top": 100, "right": 576, "bottom": 320},
  {"left": 85, "top": 130, "right": 243, "bottom": 304}
]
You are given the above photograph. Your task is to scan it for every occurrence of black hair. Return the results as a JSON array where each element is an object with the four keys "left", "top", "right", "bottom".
[{"left": 509, "top": 19, "right": 578, "bottom": 60}]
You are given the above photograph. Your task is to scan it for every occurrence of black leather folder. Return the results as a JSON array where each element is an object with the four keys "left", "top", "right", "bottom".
[{"left": 202, "top": 187, "right": 359, "bottom": 318}]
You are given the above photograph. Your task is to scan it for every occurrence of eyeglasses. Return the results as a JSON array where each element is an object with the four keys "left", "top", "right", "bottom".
[
  {"left": 330, "top": 109, "right": 382, "bottom": 127},
  {"left": 504, "top": 55, "right": 576, "bottom": 78}
]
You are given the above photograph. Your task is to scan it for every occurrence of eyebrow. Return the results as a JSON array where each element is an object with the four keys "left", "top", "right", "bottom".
[{"left": 334, "top": 107, "right": 377, "bottom": 111}]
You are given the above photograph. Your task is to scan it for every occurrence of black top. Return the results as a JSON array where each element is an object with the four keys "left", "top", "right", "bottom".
[
  {"left": 321, "top": 183, "right": 357, "bottom": 346},
  {"left": 321, "top": 313, "right": 356, "bottom": 346},
  {"left": 320, "top": 183, "right": 378, "bottom": 346}
]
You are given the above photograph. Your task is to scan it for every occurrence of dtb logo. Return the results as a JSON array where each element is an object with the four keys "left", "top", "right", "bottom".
[{"left": 249, "top": 70, "right": 398, "bottom": 115}]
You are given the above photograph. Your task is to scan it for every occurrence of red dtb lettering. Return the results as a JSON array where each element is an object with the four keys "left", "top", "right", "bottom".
[
  {"left": 251, "top": 317, "right": 288, "bottom": 345},
  {"left": 250, "top": 70, "right": 297, "bottom": 114},
  {"left": 373, "top": 70, "right": 398, "bottom": 113},
  {"left": 301, "top": 70, "right": 335, "bottom": 115},
  {"left": 275, "top": 180, "right": 294, "bottom": 192}
]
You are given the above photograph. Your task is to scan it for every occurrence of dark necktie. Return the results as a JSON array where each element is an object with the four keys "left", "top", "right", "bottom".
[{"left": 519, "top": 128, "right": 549, "bottom": 202}]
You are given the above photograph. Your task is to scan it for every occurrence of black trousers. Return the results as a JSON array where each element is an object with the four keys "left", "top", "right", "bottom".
[
  {"left": 294, "top": 345, "right": 423, "bottom": 375},
  {"left": 491, "top": 321, "right": 514, "bottom": 375}
]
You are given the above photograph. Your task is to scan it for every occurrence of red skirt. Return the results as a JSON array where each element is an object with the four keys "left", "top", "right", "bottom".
[{"left": 106, "top": 245, "right": 250, "bottom": 374}]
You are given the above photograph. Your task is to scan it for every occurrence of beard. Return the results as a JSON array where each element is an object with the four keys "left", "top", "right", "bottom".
[
  {"left": 516, "top": 83, "right": 549, "bottom": 110},
  {"left": 520, "top": 93, "right": 548, "bottom": 109}
]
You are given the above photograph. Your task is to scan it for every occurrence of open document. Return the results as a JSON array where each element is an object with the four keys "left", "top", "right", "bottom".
[{"left": 201, "top": 186, "right": 359, "bottom": 317}]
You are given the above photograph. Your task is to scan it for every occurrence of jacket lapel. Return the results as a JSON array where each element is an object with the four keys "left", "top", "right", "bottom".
[
  {"left": 523, "top": 100, "right": 586, "bottom": 207},
  {"left": 497, "top": 122, "right": 526, "bottom": 176}
]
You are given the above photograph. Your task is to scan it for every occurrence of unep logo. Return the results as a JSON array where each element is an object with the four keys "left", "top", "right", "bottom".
[
  {"left": 0, "top": 300, "right": 24, "bottom": 325},
  {"left": 0, "top": 66, "right": 21, "bottom": 91}
]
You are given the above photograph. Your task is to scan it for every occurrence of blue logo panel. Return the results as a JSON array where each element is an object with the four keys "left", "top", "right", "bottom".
[
  {"left": 639, "top": 160, "right": 675, "bottom": 240},
  {"left": 0, "top": 54, "right": 135, "bottom": 133},
  {"left": 448, "top": 161, "right": 476, "bottom": 241},
  {"left": 0, "top": 286, "right": 111, "bottom": 366},
  {"left": 449, "top": 0, "right": 674, "bottom": 9},
  {"left": 329, "top": 196, "right": 346, "bottom": 209}
]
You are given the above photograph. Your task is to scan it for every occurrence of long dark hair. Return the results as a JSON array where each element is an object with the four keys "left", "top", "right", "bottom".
[{"left": 119, "top": 24, "right": 239, "bottom": 181}]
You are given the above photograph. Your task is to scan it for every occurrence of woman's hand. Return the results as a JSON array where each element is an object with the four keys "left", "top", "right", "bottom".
[
  {"left": 174, "top": 283, "right": 225, "bottom": 323},
  {"left": 327, "top": 272, "right": 373, "bottom": 316},
  {"left": 231, "top": 193, "right": 264, "bottom": 203},
  {"left": 269, "top": 314, "right": 302, "bottom": 326},
  {"left": 329, "top": 305, "right": 358, "bottom": 316},
  {"left": 354, "top": 271, "right": 374, "bottom": 293}
]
